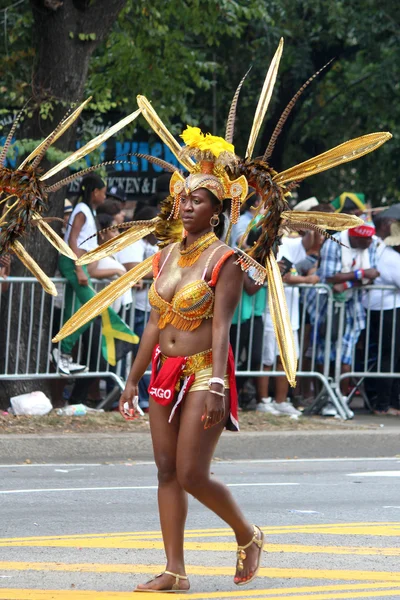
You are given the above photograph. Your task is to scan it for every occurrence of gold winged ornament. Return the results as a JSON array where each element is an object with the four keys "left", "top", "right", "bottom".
[
  {"left": 0, "top": 99, "right": 142, "bottom": 295},
  {"left": 54, "top": 38, "right": 391, "bottom": 387}
]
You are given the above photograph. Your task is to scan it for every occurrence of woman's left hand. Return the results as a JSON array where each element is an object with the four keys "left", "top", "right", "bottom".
[{"left": 202, "top": 392, "right": 225, "bottom": 430}]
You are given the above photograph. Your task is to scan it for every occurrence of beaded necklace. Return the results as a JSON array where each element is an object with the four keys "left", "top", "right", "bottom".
[{"left": 177, "top": 231, "right": 218, "bottom": 268}]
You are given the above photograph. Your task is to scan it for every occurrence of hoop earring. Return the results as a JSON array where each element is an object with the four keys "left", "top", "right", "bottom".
[{"left": 210, "top": 214, "right": 220, "bottom": 228}]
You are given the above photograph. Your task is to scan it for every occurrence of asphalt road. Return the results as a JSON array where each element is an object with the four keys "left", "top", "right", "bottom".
[{"left": 0, "top": 458, "right": 400, "bottom": 599}]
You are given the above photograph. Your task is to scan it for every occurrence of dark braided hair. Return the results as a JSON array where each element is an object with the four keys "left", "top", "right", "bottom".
[{"left": 77, "top": 174, "right": 105, "bottom": 215}]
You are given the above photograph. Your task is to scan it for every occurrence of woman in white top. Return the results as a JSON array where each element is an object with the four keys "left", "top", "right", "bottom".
[
  {"left": 364, "top": 227, "right": 400, "bottom": 414},
  {"left": 88, "top": 213, "right": 133, "bottom": 314},
  {"left": 53, "top": 175, "right": 137, "bottom": 376}
]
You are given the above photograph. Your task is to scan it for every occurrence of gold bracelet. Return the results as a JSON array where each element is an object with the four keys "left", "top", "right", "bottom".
[{"left": 209, "top": 389, "right": 225, "bottom": 397}]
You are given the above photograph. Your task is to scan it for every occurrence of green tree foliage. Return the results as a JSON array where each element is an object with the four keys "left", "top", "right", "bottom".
[{"left": 0, "top": 0, "right": 398, "bottom": 204}]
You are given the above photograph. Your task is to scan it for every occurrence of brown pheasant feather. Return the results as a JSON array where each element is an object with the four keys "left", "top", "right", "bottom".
[
  {"left": 80, "top": 217, "right": 160, "bottom": 246},
  {"left": 263, "top": 59, "right": 334, "bottom": 162},
  {"left": 225, "top": 67, "right": 252, "bottom": 144},
  {"left": 284, "top": 221, "right": 347, "bottom": 247},
  {"left": 0, "top": 107, "right": 25, "bottom": 165},
  {"left": 132, "top": 153, "right": 178, "bottom": 173},
  {"left": 43, "top": 161, "right": 133, "bottom": 193}
]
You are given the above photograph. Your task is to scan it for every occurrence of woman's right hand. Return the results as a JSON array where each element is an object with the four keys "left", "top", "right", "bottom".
[
  {"left": 119, "top": 380, "right": 139, "bottom": 420},
  {"left": 76, "top": 267, "right": 89, "bottom": 286}
]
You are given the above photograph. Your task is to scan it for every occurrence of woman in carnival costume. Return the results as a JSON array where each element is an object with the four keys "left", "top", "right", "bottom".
[{"left": 53, "top": 39, "right": 391, "bottom": 592}]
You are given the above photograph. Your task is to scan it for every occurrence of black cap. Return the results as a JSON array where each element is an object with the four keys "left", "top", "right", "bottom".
[
  {"left": 107, "top": 185, "right": 126, "bottom": 202},
  {"left": 380, "top": 203, "right": 400, "bottom": 221}
]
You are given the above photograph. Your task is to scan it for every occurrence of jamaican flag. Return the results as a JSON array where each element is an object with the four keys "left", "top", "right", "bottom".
[{"left": 100, "top": 308, "right": 138, "bottom": 366}]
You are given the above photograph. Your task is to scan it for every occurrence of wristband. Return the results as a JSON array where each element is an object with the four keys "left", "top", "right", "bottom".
[
  {"left": 208, "top": 377, "right": 225, "bottom": 388},
  {"left": 354, "top": 269, "right": 364, "bottom": 281},
  {"left": 343, "top": 281, "right": 353, "bottom": 290}
]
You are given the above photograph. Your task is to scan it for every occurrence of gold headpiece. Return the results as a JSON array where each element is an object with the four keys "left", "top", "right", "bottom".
[{"left": 167, "top": 125, "right": 248, "bottom": 224}]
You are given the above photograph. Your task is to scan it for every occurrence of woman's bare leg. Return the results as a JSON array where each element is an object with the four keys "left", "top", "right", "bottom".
[
  {"left": 176, "top": 390, "right": 263, "bottom": 584},
  {"left": 135, "top": 397, "right": 190, "bottom": 592}
]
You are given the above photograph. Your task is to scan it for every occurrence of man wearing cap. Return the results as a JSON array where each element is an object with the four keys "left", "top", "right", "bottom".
[
  {"left": 331, "top": 192, "right": 366, "bottom": 216},
  {"left": 311, "top": 217, "right": 379, "bottom": 415}
]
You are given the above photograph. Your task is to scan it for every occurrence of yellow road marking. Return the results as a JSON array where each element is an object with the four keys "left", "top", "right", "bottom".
[
  {"left": 0, "top": 563, "right": 400, "bottom": 582},
  {"left": 2, "top": 536, "right": 399, "bottom": 556},
  {"left": 1, "top": 523, "right": 399, "bottom": 546},
  {"left": 2, "top": 586, "right": 400, "bottom": 600}
]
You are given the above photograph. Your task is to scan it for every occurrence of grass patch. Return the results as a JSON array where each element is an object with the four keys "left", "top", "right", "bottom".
[{"left": 0, "top": 409, "right": 372, "bottom": 435}]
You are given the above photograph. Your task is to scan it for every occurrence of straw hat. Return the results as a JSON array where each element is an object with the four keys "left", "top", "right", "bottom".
[
  {"left": 293, "top": 197, "right": 318, "bottom": 212},
  {"left": 384, "top": 221, "right": 400, "bottom": 246}
]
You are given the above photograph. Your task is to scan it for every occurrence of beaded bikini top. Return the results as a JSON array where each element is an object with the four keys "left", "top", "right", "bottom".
[{"left": 149, "top": 243, "right": 234, "bottom": 331}]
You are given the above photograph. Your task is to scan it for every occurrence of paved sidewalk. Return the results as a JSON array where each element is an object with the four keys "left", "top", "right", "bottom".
[{"left": 1, "top": 424, "right": 399, "bottom": 463}]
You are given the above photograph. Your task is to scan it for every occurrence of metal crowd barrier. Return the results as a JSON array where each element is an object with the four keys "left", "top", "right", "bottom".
[
  {"left": 1, "top": 277, "right": 398, "bottom": 419},
  {"left": 334, "top": 285, "right": 400, "bottom": 411},
  {"left": 232, "top": 282, "right": 351, "bottom": 419},
  {"left": 0, "top": 277, "right": 134, "bottom": 388}
]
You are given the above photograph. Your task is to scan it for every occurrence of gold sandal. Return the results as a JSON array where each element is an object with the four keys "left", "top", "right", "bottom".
[
  {"left": 234, "top": 525, "right": 265, "bottom": 586},
  {"left": 134, "top": 570, "right": 189, "bottom": 593}
]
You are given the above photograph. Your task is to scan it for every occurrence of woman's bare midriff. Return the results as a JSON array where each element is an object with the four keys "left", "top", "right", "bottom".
[{"left": 158, "top": 319, "right": 213, "bottom": 357}]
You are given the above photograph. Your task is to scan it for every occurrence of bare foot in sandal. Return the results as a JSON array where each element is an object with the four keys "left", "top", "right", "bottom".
[
  {"left": 135, "top": 570, "right": 190, "bottom": 593},
  {"left": 234, "top": 525, "right": 265, "bottom": 586}
]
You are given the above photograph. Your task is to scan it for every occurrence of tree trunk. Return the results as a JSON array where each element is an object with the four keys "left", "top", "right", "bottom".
[{"left": 0, "top": 0, "right": 127, "bottom": 408}]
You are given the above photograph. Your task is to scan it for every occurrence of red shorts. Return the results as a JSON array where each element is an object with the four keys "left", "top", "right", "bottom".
[{"left": 149, "top": 345, "right": 239, "bottom": 431}]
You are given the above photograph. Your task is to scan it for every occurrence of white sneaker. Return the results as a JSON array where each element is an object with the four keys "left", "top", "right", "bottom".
[
  {"left": 256, "top": 399, "right": 282, "bottom": 415},
  {"left": 321, "top": 402, "right": 338, "bottom": 417},
  {"left": 67, "top": 355, "right": 88, "bottom": 374},
  {"left": 272, "top": 400, "right": 302, "bottom": 416},
  {"left": 52, "top": 349, "right": 87, "bottom": 376},
  {"left": 51, "top": 348, "right": 70, "bottom": 376}
]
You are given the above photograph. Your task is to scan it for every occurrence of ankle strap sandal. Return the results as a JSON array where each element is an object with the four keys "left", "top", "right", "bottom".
[
  {"left": 135, "top": 570, "right": 189, "bottom": 593},
  {"left": 164, "top": 571, "right": 188, "bottom": 592},
  {"left": 235, "top": 525, "right": 265, "bottom": 586}
]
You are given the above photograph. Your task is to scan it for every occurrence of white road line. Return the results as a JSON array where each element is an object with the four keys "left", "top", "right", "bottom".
[
  {"left": 0, "top": 482, "right": 299, "bottom": 495},
  {"left": 347, "top": 471, "right": 400, "bottom": 477},
  {"left": 0, "top": 457, "right": 398, "bottom": 468},
  {"left": 0, "top": 463, "right": 103, "bottom": 468},
  {"left": 227, "top": 482, "right": 298, "bottom": 487},
  {"left": 220, "top": 457, "right": 400, "bottom": 464}
]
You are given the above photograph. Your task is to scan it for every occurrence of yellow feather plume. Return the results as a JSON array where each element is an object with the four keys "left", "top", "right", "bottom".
[
  {"left": 11, "top": 240, "right": 57, "bottom": 296},
  {"left": 265, "top": 252, "right": 297, "bottom": 387},
  {"left": 180, "top": 126, "right": 235, "bottom": 157}
]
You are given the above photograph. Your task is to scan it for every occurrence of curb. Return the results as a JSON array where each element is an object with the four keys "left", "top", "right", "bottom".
[{"left": 0, "top": 428, "right": 399, "bottom": 463}]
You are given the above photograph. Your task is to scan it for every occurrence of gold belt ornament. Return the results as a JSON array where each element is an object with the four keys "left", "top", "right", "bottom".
[{"left": 160, "top": 348, "right": 213, "bottom": 376}]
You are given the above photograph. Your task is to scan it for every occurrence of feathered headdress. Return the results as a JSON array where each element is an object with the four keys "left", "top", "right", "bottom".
[
  {"left": 0, "top": 98, "right": 142, "bottom": 295},
  {"left": 53, "top": 39, "right": 391, "bottom": 387}
]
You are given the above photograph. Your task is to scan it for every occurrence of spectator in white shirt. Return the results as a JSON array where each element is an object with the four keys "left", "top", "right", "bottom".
[
  {"left": 88, "top": 213, "right": 133, "bottom": 314},
  {"left": 364, "top": 216, "right": 400, "bottom": 414}
]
